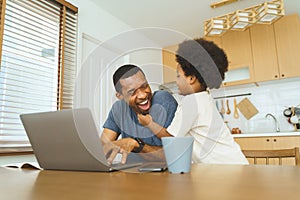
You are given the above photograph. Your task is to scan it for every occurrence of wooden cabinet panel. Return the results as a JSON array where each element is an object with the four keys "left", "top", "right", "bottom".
[
  {"left": 274, "top": 14, "right": 300, "bottom": 79},
  {"left": 235, "top": 136, "right": 300, "bottom": 150},
  {"left": 250, "top": 24, "right": 279, "bottom": 82},
  {"left": 162, "top": 45, "right": 178, "bottom": 83},
  {"left": 271, "top": 136, "right": 300, "bottom": 149},
  {"left": 235, "top": 137, "right": 273, "bottom": 150},
  {"left": 221, "top": 29, "right": 255, "bottom": 86},
  {"left": 222, "top": 29, "right": 253, "bottom": 68},
  {"left": 204, "top": 36, "right": 222, "bottom": 48}
]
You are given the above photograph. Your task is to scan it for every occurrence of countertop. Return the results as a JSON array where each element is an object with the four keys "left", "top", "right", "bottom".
[{"left": 232, "top": 130, "right": 300, "bottom": 138}]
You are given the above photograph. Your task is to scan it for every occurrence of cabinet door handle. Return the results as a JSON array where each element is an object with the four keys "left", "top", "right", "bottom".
[
  {"left": 266, "top": 139, "right": 270, "bottom": 142},
  {"left": 274, "top": 75, "right": 278, "bottom": 78},
  {"left": 281, "top": 74, "right": 285, "bottom": 78},
  {"left": 273, "top": 139, "right": 277, "bottom": 142}
]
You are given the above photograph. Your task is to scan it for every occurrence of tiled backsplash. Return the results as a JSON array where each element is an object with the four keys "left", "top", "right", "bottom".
[{"left": 211, "top": 77, "right": 300, "bottom": 133}]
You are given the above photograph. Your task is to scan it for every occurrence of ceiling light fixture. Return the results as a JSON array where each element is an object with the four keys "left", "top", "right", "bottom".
[
  {"left": 204, "top": 15, "right": 229, "bottom": 36},
  {"left": 228, "top": 8, "right": 257, "bottom": 31},
  {"left": 256, "top": 0, "right": 284, "bottom": 24},
  {"left": 204, "top": 0, "right": 284, "bottom": 36}
]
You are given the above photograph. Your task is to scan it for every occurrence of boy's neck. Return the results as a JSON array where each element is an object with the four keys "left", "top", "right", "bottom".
[{"left": 191, "top": 81, "right": 205, "bottom": 93}]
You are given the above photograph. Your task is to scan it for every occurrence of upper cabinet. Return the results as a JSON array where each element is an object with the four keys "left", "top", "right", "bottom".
[
  {"left": 221, "top": 29, "right": 255, "bottom": 86},
  {"left": 251, "top": 14, "right": 300, "bottom": 82},
  {"left": 162, "top": 14, "right": 300, "bottom": 85},
  {"left": 203, "top": 36, "right": 222, "bottom": 48},
  {"left": 273, "top": 14, "right": 300, "bottom": 79},
  {"left": 250, "top": 23, "right": 279, "bottom": 82},
  {"left": 222, "top": 30, "right": 253, "bottom": 67},
  {"left": 162, "top": 44, "right": 178, "bottom": 83}
]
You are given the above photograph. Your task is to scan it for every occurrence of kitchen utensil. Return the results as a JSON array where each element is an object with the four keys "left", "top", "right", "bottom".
[
  {"left": 231, "top": 127, "right": 241, "bottom": 134},
  {"left": 283, "top": 107, "right": 292, "bottom": 117},
  {"left": 290, "top": 107, "right": 298, "bottom": 124},
  {"left": 215, "top": 100, "right": 220, "bottom": 110},
  {"left": 233, "top": 98, "right": 239, "bottom": 119},
  {"left": 220, "top": 99, "right": 225, "bottom": 114},
  {"left": 236, "top": 98, "right": 259, "bottom": 120},
  {"left": 226, "top": 99, "right": 231, "bottom": 115},
  {"left": 290, "top": 116, "right": 299, "bottom": 124},
  {"left": 290, "top": 107, "right": 298, "bottom": 131}
]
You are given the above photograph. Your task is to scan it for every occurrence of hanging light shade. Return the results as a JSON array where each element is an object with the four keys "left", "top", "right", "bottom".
[
  {"left": 228, "top": 8, "right": 257, "bottom": 31},
  {"left": 204, "top": 15, "right": 229, "bottom": 36},
  {"left": 255, "top": 0, "right": 284, "bottom": 24}
]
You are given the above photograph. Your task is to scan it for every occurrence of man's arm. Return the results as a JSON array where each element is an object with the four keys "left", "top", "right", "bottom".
[
  {"left": 100, "top": 128, "right": 118, "bottom": 144},
  {"left": 101, "top": 128, "right": 165, "bottom": 164}
]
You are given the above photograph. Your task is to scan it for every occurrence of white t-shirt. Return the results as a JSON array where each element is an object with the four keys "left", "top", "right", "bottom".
[{"left": 167, "top": 91, "right": 248, "bottom": 164}]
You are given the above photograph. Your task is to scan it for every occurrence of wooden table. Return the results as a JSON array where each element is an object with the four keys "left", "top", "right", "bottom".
[{"left": 1, "top": 164, "right": 300, "bottom": 200}]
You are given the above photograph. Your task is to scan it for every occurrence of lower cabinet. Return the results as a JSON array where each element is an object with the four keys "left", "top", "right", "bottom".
[{"left": 234, "top": 136, "right": 300, "bottom": 165}]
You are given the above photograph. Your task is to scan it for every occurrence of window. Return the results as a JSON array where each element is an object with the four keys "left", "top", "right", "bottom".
[{"left": 0, "top": 0, "right": 78, "bottom": 151}]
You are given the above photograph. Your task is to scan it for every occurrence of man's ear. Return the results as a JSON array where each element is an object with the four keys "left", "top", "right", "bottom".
[{"left": 115, "top": 92, "right": 123, "bottom": 100}]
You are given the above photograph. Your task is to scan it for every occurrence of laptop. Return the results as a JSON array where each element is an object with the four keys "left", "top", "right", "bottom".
[{"left": 20, "top": 108, "right": 143, "bottom": 172}]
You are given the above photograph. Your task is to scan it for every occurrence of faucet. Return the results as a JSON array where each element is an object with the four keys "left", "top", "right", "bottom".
[{"left": 265, "top": 113, "right": 280, "bottom": 132}]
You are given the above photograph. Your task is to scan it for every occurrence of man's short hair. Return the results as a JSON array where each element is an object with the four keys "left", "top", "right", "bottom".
[{"left": 113, "top": 64, "right": 145, "bottom": 93}]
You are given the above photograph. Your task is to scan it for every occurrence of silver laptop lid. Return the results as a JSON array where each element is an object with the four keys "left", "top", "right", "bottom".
[{"left": 20, "top": 108, "right": 129, "bottom": 171}]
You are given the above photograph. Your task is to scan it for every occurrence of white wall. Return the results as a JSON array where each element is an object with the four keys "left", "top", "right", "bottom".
[
  {"left": 68, "top": 0, "right": 164, "bottom": 129},
  {"left": 211, "top": 77, "right": 300, "bottom": 133},
  {"left": 129, "top": 49, "right": 163, "bottom": 91}
]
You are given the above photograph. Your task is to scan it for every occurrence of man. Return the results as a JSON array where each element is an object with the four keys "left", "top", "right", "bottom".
[{"left": 101, "top": 64, "right": 178, "bottom": 164}]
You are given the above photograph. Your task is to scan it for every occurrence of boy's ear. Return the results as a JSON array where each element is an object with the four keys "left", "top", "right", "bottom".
[
  {"left": 116, "top": 92, "right": 123, "bottom": 100},
  {"left": 189, "top": 75, "right": 197, "bottom": 84}
]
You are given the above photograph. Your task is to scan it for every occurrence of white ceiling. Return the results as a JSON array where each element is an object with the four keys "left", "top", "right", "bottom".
[{"left": 90, "top": 0, "right": 300, "bottom": 46}]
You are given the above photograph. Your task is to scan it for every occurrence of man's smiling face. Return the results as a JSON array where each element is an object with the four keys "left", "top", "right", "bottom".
[{"left": 118, "top": 71, "right": 152, "bottom": 114}]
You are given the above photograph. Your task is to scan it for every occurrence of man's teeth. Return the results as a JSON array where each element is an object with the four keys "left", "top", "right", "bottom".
[{"left": 139, "top": 100, "right": 148, "bottom": 105}]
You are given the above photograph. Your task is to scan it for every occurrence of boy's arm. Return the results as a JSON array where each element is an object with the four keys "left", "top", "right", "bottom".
[{"left": 138, "top": 114, "right": 173, "bottom": 138}]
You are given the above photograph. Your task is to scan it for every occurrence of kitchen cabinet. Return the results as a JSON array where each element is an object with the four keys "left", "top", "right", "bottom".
[
  {"left": 250, "top": 14, "right": 300, "bottom": 82},
  {"left": 162, "top": 44, "right": 178, "bottom": 83},
  {"left": 203, "top": 36, "right": 222, "bottom": 48},
  {"left": 234, "top": 136, "right": 300, "bottom": 165},
  {"left": 250, "top": 24, "right": 279, "bottom": 82},
  {"left": 162, "top": 14, "right": 300, "bottom": 86},
  {"left": 221, "top": 29, "right": 255, "bottom": 86},
  {"left": 273, "top": 14, "right": 300, "bottom": 79}
]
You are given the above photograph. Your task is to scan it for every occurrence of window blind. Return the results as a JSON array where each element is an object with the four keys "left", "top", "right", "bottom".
[{"left": 0, "top": 0, "right": 78, "bottom": 151}]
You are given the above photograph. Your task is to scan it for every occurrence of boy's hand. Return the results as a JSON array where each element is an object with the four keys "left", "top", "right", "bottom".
[
  {"left": 137, "top": 114, "right": 152, "bottom": 126},
  {"left": 138, "top": 114, "right": 172, "bottom": 138}
]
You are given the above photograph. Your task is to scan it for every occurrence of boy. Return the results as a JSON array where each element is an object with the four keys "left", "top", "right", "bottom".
[{"left": 138, "top": 39, "right": 248, "bottom": 164}]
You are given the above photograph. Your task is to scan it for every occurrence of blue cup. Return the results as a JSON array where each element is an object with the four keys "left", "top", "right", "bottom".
[{"left": 161, "top": 136, "right": 194, "bottom": 173}]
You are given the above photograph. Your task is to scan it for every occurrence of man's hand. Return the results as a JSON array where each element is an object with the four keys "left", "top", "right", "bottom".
[
  {"left": 103, "top": 138, "right": 139, "bottom": 165},
  {"left": 137, "top": 114, "right": 152, "bottom": 126}
]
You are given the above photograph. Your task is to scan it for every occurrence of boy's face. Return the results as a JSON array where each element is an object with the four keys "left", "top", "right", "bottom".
[
  {"left": 176, "top": 65, "right": 193, "bottom": 95},
  {"left": 117, "top": 71, "right": 152, "bottom": 114}
]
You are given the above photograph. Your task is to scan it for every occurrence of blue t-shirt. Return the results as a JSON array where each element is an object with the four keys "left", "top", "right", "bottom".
[{"left": 103, "top": 90, "right": 178, "bottom": 146}]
